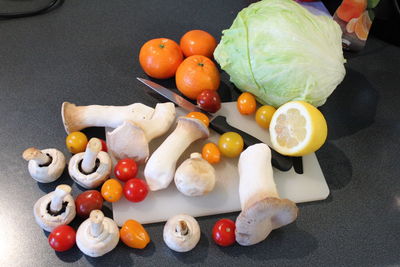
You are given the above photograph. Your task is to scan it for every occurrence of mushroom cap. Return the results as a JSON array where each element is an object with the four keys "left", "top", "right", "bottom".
[
  {"left": 76, "top": 212, "right": 120, "bottom": 257},
  {"left": 176, "top": 117, "right": 210, "bottom": 139},
  {"left": 174, "top": 153, "right": 216, "bottom": 196},
  {"left": 235, "top": 197, "right": 298, "bottom": 246},
  {"left": 163, "top": 214, "right": 200, "bottom": 252},
  {"left": 68, "top": 151, "right": 112, "bottom": 189},
  {"left": 33, "top": 189, "right": 76, "bottom": 232},
  {"left": 27, "top": 148, "right": 66, "bottom": 183}
]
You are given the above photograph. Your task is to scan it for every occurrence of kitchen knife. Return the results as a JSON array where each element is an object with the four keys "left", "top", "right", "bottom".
[{"left": 137, "top": 77, "right": 293, "bottom": 172}]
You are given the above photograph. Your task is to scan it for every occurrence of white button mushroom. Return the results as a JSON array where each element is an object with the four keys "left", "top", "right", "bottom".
[
  {"left": 235, "top": 144, "right": 298, "bottom": 246},
  {"left": 144, "top": 117, "right": 209, "bottom": 191},
  {"left": 68, "top": 138, "right": 112, "bottom": 189},
  {"left": 33, "top": 184, "right": 76, "bottom": 232},
  {"left": 22, "top": 147, "right": 66, "bottom": 183},
  {"left": 163, "top": 214, "right": 200, "bottom": 252},
  {"left": 174, "top": 152, "right": 216, "bottom": 197},
  {"left": 76, "top": 210, "right": 120, "bottom": 257}
]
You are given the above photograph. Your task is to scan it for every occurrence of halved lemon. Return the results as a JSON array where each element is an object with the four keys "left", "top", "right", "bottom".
[{"left": 269, "top": 101, "right": 327, "bottom": 156}]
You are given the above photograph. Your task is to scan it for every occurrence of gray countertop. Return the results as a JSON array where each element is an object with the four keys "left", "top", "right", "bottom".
[{"left": 0, "top": 0, "right": 399, "bottom": 266}]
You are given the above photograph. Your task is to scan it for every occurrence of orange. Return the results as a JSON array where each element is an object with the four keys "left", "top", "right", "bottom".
[
  {"left": 175, "top": 55, "right": 220, "bottom": 100},
  {"left": 180, "top": 30, "right": 217, "bottom": 58},
  {"left": 139, "top": 38, "right": 183, "bottom": 79}
]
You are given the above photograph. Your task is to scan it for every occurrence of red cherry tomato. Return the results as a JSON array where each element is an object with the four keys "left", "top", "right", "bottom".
[
  {"left": 99, "top": 139, "right": 108, "bottom": 152},
  {"left": 48, "top": 225, "right": 76, "bottom": 252},
  {"left": 75, "top": 190, "right": 103, "bottom": 218},
  {"left": 212, "top": 219, "right": 236, "bottom": 246},
  {"left": 114, "top": 158, "right": 138, "bottom": 182},
  {"left": 197, "top": 90, "right": 221, "bottom": 113},
  {"left": 123, "top": 178, "right": 148, "bottom": 202}
]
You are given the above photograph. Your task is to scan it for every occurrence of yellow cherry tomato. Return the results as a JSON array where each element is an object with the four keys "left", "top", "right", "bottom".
[
  {"left": 255, "top": 105, "right": 276, "bottom": 129},
  {"left": 218, "top": 132, "right": 244, "bottom": 158},
  {"left": 66, "top": 131, "right": 88, "bottom": 154},
  {"left": 101, "top": 179, "right": 122, "bottom": 202},
  {"left": 202, "top": 143, "right": 221, "bottom": 164},
  {"left": 237, "top": 92, "right": 256, "bottom": 115},
  {"left": 120, "top": 219, "right": 150, "bottom": 249},
  {"left": 186, "top": 111, "right": 210, "bottom": 127}
]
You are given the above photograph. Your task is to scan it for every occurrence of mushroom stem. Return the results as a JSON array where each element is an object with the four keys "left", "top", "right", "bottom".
[
  {"left": 22, "top": 147, "right": 51, "bottom": 165},
  {"left": 175, "top": 220, "right": 188, "bottom": 236},
  {"left": 89, "top": 210, "right": 104, "bottom": 237},
  {"left": 50, "top": 185, "right": 72, "bottom": 213},
  {"left": 81, "top": 138, "right": 102, "bottom": 174}
]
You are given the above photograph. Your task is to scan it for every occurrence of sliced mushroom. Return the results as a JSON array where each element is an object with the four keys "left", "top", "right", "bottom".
[
  {"left": 22, "top": 147, "right": 66, "bottom": 183},
  {"left": 106, "top": 102, "right": 176, "bottom": 164},
  {"left": 33, "top": 184, "right": 76, "bottom": 232},
  {"left": 174, "top": 152, "right": 216, "bottom": 196},
  {"left": 68, "top": 138, "right": 112, "bottom": 189},
  {"left": 235, "top": 144, "right": 298, "bottom": 246},
  {"left": 144, "top": 117, "right": 209, "bottom": 191},
  {"left": 163, "top": 214, "right": 200, "bottom": 252},
  {"left": 76, "top": 210, "right": 120, "bottom": 257}
]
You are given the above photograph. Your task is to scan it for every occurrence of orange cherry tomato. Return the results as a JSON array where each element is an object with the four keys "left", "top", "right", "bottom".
[
  {"left": 139, "top": 38, "right": 183, "bottom": 79},
  {"left": 180, "top": 30, "right": 217, "bottom": 58},
  {"left": 176, "top": 55, "right": 220, "bottom": 100},
  {"left": 120, "top": 219, "right": 150, "bottom": 249},
  {"left": 202, "top": 143, "right": 221, "bottom": 164},
  {"left": 101, "top": 179, "right": 123, "bottom": 203},
  {"left": 218, "top": 132, "right": 244, "bottom": 158},
  {"left": 66, "top": 131, "right": 88, "bottom": 154},
  {"left": 255, "top": 105, "right": 276, "bottom": 129},
  {"left": 186, "top": 111, "right": 210, "bottom": 127},
  {"left": 237, "top": 92, "right": 257, "bottom": 115}
]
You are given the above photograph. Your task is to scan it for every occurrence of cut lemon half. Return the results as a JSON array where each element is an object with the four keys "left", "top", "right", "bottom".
[{"left": 269, "top": 101, "right": 327, "bottom": 156}]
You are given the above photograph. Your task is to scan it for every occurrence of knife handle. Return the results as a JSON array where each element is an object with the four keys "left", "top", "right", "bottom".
[{"left": 209, "top": 115, "right": 293, "bottom": 172}]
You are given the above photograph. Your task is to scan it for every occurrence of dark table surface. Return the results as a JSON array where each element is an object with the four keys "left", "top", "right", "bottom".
[{"left": 1, "top": 0, "right": 399, "bottom": 266}]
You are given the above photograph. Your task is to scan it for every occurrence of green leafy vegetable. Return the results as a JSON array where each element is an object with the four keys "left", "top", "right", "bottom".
[{"left": 214, "top": 0, "right": 346, "bottom": 107}]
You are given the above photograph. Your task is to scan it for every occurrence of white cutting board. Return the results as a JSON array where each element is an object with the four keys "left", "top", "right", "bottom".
[{"left": 112, "top": 102, "right": 329, "bottom": 226}]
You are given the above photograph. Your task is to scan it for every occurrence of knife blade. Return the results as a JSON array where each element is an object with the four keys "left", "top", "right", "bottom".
[{"left": 137, "top": 77, "right": 293, "bottom": 172}]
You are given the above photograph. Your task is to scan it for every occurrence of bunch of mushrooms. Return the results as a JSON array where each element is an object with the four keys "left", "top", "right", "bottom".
[
  {"left": 235, "top": 144, "right": 298, "bottom": 246},
  {"left": 76, "top": 210, "right": 120, "bottom": 257},
  {"left": 33, "top": 184, "right": 76, "bottom": 232},
  {"left": 145, "top": 117, "right": 209, "bottom": 191},
  {"left": 22, "top": 147, "right": 66, "bottom": 183},
  {"left": 68, "top": 137, "right": 112, "bottom": 189},
  {"left": 163, "top": 214, "right": 200, "bottom": 252},
  {"left": 62, "top": 101, "right": 176, "bottom": 164}
]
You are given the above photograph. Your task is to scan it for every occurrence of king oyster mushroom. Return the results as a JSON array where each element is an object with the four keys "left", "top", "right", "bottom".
[
  {"left": 33, "top": 184, "right": 76, "bottom": 232},
  {"left": 163, "top": 214, "right": 200, "bottom": 252},
  {"left": 235, "top": 144, "right": 298, "bottom": 246}
]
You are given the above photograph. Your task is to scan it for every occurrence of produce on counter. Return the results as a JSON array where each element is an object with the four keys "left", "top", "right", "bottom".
[
  {"left": 120, "top": 219, "right": 150, "bottom": 249},
  {"left": 201, "top": 142, "right": 221, "bottom": 164},
  {"left": 180, "top": 30, "right": 217, "bottom": 58},
  {"left": 101, "top": 179, "right": 123, "bottom": 202},
  {"left": 123, "top": 178, "right": 149, "bottom": 202},
  {"left": 22, "top": 147, "right": 66, "bottom": 183},
  {"left": 106, "top": 102, "right": 176, "bottom": 164},
  {"left": 269, "top": 101, "right": 327, "bottom": 156},
  {"left": 237, "top": 92, "right": 256, "bottom": 115},
  {"left": 196, "top": 89, "right": 221, "bottom": 113},
  {"left": 48, "top": 225, "right": 76, "bottom": 252},
  {"left": 75, "top": 190, "right": 103, "bottom": 218},
  {"left": 174, "top": 153, "right": 216, "bottom": 197},
  {"left": 255, "top": 105, "right": 276, "bottom": 129},
  {"left": 218, "top": 132, "right": 244, "bottom": 158},
  {"left": 114, "top": 158, "right": 138, "bottom": 182},
  {"left": 214, "top": 0, "right": 346, "bottom": 108},
  {"left": 33, "top": 184, "right": 76, "bottom": 232},
  {"left": 139, "top": 38, "right": 183, "bottom": 79},
  {"left": 176, "top": 55, "right": 220, "bottom": 100},
  {"left": 144, "top": 117, "right": 209, "bottom": 191},
  {"left": 76, "top": 210, "right": 120, "bottom": 257},
  {"left": 212, "top": 219, "right": 236, "bottom": 247},
  {"left": 235, "top": 144, "right": 298, "bottom": 246},
  {"left": 186, "top": 111, "right": 210, "bottom": 127},
  {"left": 65, "top": 131, "right": 88, "bottom": 154},
  {"left": 68, "top": 138, "right": 112, "bottom": 189},
  {"left": 163, "top": 214, "right": 200, "bottom": 252}
]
